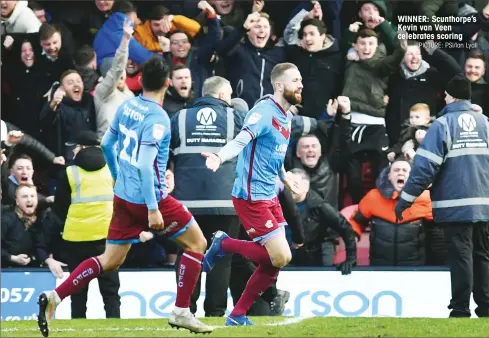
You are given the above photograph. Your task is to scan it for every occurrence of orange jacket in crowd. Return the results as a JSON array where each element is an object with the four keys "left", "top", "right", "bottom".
[
  {"left": 134, "top": 17, "right": 201, "bottom": 53},
  {"left": 349, "top": 172, "right": 433, "bottom": 237}
]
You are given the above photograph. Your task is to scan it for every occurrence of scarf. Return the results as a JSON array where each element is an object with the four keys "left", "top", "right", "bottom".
[
  {"left": 16, "top": 207, "right": 37, "bottom": 228},
  {"left": 400, "top": 60, "right": 430, "bottom": 79}
]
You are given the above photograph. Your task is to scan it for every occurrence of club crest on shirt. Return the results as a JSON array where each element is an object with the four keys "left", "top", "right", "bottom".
[
  {"left": 153, "top": 124, "right": 165, "bottom": 140},
  {"left": 247, "top": 112, "right": 262, "bottom": 125}
]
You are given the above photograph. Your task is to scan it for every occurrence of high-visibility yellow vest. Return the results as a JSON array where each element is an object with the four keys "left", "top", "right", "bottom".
[{"left": 63, "top": 165, "right": 114, "bottom": 242}]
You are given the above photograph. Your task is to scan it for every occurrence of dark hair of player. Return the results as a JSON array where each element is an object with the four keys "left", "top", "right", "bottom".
[{"left": 140, "top": 57, "right": 170, "bottom": 92}]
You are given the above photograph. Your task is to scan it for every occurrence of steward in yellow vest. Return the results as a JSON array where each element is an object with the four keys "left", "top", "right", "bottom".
[
  {"left": 53, "top": 131, "right": 113, "bottom": 242},
  {"left": 52, "top": 130, "right": 120, "bottom": 319}
]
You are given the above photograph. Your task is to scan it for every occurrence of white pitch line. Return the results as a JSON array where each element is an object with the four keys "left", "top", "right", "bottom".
[
  {"left": 265, "top": 316, "right": 309, "bottom": 326},
  {"left": 2, "top": 317, "right": 309, "bottom": 333}
]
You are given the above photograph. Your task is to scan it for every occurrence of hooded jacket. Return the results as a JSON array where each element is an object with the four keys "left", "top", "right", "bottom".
[
  {"left": 341, "top": 0, "right": 398, "bottom": 54},
  {"left": 52, "top": 147, "right": 106, "bottom": 224},
  {"left": 349, "top": 166, "right": 432, "bottom": 266},
  {"left": 0, "top": 1, "right": 41, "bottom": 34}
]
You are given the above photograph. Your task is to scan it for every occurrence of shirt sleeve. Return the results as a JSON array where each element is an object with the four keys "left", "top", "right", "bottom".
[
  {"left": 241, "top": 110, "right": 271, "bottom": 140},
  {"left": 349, "top": 190, "right": 375, "bottom": 236},
  {"left": 216, "top": 129, "right": 253, "bottom": 163},
  {"left": 140, "top": 117, "right": 169, "bottom": 149},
  {"left": 136, "top": 145, "right": 159, "bottom": 211},
  {"left": 101, "top": 114, "right": 120, "bottom": 181}
]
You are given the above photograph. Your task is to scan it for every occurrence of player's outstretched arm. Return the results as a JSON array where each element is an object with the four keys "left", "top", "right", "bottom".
[
  {"left": 101, "top": 128, "right": 119, "bottom": 182},
  {"left": 136, "top": 145, "right": 159, "bottom": 211},
  {"left": 202, "top": 129, "right": 253, "bottom": 172}
]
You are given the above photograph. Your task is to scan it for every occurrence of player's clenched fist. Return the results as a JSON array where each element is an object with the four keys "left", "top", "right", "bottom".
[
  {"left": 201, "top": 152, "right": 221, "bottom": 172},
  {"left": 148, "top": 210, "right": 164, "bottom": 231}
]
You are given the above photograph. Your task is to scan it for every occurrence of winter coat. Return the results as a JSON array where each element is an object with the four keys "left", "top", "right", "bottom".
[
  {"left": 342, "top": 44, "right": 404, "bottom": 118},
  {"left": 349, "top": 167, "right": 432, "bottom": 266}
]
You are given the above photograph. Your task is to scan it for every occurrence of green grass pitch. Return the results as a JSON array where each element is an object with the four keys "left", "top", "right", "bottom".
[{"left": 2, "top": 317, "right": 488, "bottom": 337}]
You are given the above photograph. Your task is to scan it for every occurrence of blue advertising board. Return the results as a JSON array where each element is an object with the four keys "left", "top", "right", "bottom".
[{"left": 1, "top": 271, "right": 56, "bottom": 321}]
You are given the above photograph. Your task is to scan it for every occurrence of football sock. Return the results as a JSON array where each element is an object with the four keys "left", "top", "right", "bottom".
[
  {"left": 55, "top": 257, "right": 103, "bottom": 300},
  {"left": 221, "top": 237, "right": 271, "bottom": 265},
  {"left": 175, "top": 251, "right": 203, "bottom": 308}
]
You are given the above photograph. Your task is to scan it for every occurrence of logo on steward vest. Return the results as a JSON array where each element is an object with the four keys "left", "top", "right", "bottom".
[
  {"left": 197, "top": 108, "right": 217, "bottom": 126},
  {"left": 458, "top": 113, "right": 476, "bottom": 132}
]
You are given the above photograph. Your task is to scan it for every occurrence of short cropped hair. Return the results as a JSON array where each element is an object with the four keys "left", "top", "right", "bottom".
[
  {"left": 392, "top": 155, "right": 411, "bottom": 165},
  {"left": 270, "top": 63, "right": 298, "bottom": 85},
  {"left": 16, "top": 183, "right": 37, "bottom": 196},
  {"left": 60, "top": 69, "right": 80, "bottom": 83},
  {"left": 141, "top": 57, "right": 170, "bottom": 92},
  {"left": 39, "top": 23, "right": 59, "bottom": 41},
  {"left": 467, "top": 50, "right": 487, "bottom": 65},
  {"left": 355, "top": 28, "right": 378, "bottom": 43},
  {"left": 288, "top": 168, "right": 310, "bottom": 182},
  {"left": 202, "top": 76, "right": 230, "bottom": 97}
]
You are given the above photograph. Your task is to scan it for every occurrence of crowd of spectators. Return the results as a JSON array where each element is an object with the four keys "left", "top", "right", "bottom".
[{"left": 2, "top": 0, "right": 489, "bottom": 276}]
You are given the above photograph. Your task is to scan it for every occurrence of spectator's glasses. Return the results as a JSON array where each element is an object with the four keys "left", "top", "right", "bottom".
[{"left": 170, "top": 39, "right": 189, "bottom": 45}]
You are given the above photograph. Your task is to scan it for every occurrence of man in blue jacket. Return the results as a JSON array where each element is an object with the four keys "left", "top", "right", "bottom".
[
  {"left": 94, "top": 1, "right": 160, "bottom": 74},
  {"left": 395, "top": 74, "right": 489, "bottom": 318}
]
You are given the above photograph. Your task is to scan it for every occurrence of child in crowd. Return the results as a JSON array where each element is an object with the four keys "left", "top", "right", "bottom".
[{"left": 387, "top": 103, "right": 432, "bottom": 162}]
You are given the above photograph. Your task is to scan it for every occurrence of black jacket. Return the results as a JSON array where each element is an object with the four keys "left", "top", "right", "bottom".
[
  {"left": 286, "top": 118, "right": 351, "bottom": 209},
  {"left": 163, "top": 87, "right": 194, "bottom": 119},
  {"left": 53, "top": 146, "right": 106, "bottom": 225},
  {"left": 293, "top": 190, "right": 357, "bottom": 266},
  {"left": 2, "top": 120, "right": 57, "bottom": 163},
  {"left": 387, "top": 120, "right": 431, "bottom": 157},
  {"left": 472, "top": 81, "right": 489, "bottom": 117},
  {"left": 285, "top": 39, "right": 343, "bottom": 118},
  {"left": 385, "top": 47, "right": 462, "bottom": 145},
  {"left": 215, "top": 26, "right": 285, "bottom": 108},
  {"left": 1, "top": 58, "right": 52, "bottom": 138},
  {"left": 40, "top": 92, "right": 96, "bottom": 158},
  {"left": 1, "top": 209, "right": 61, "bottom": 268}
]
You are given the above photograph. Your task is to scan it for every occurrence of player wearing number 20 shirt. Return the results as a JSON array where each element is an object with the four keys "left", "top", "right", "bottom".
[{"left": 104, "top": 95, "right": 195, "bottom": 243}]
